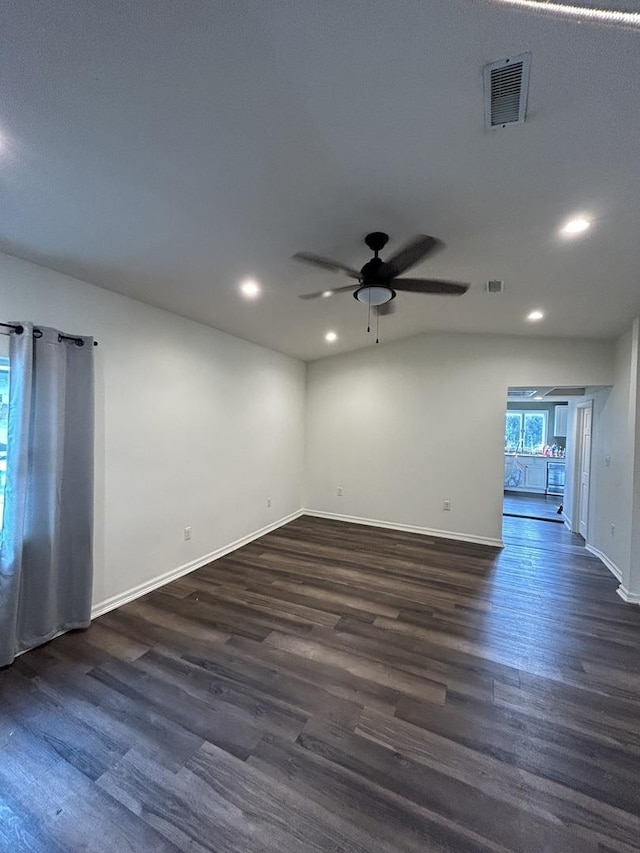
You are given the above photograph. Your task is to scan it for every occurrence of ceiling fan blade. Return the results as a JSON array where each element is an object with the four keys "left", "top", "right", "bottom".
[
  {"left": 298, "top": 284, "right": 360, "bottom": 300},
  {"left": 392, "top": 278, "right": 470, "bottom": 295},
  {"left": 385, "top": 235, "right": 444, "bottom": 277},
  {"left": 374, "top": 301, "right": 396, "bottom": 316},
  {"left": 292, "top": 252, "right": 361, "bottom": 279}
]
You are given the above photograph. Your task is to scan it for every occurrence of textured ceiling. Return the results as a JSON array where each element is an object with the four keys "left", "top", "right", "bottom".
[{"left": 1, "top": 0, "right": 639, "bottom": 360}]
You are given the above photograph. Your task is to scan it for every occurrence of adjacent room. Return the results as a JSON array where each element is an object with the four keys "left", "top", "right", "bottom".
[
  {"left": 503, "top": 388, "right": 571, "bottom": 523},
  {"left": 1, "top": 2, "right": 640, "bottom": 852}
]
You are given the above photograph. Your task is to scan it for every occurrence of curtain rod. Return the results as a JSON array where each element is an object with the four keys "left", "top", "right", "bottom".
[{"left": 0, "top": 322, "right": 98, "bottom": 347}]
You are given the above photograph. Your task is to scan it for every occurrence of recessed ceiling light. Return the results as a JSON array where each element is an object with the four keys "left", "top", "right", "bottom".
[
  {"left": 534, "top": 396, "right": 544, "bottom": 401},
  {"left": 527, "top": 310, "right": 544, "bottom": 321},
  {"left": 239, "top": 278, "right": 260, "bottom": 298},
  {"left": 322, "top": 291, "right": 333, "bottom": 298},
  {"left": 325, "top": 331, "right": 337, "bottom": 343},
  {"left": 561, "top": 217, "right": 591, "bottom": 236}
]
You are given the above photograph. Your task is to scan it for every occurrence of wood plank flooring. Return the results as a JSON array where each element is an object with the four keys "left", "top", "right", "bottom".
[
  {"left": 503, "top": 491, "right": 564, "bottom": 522},
  {"left": 2, "top": 515, "right": 640, "bottom": 852}
]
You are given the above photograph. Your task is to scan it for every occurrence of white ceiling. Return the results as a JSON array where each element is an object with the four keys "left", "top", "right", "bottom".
[{"left": 1, "top": 0, "right": 640, "bottom": 361}]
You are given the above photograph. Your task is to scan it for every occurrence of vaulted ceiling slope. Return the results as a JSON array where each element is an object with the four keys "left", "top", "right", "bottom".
[{"left": 1, "top": 0, "right": 639, "bottom": 360}]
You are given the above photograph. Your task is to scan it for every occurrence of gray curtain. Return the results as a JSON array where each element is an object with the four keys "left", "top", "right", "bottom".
[{"left": 0, "top": 322, "right": 94, "bottom": 667}]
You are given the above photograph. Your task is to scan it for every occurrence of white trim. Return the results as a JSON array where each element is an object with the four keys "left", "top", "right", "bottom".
[
  {"left": 584, "top": 545, "right": 640, "bottom": 606},
  {"left": 562, "top": 511, "right": 573, "bottom": 531},
  {"left": 573, "top": 400, "right": 593, "bottom": 540},
  {"left": 90, "top": 509, "right": 304, "bottom": 619},
  {"left": 585, "top": 543, "right": 622, "bottom": 582},
  {"left": 303, "top": 509, "right": 504, "bottom": 549},
  {"left": 617, "top": 585, "right": 640, "bottom": 605}
]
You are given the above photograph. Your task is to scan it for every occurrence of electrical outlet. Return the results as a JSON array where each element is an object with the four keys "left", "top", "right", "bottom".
[
  {"left": 266, "top": 497, "right": 272, "bottom": 508},
  {"left": 337, "top": 486, "right": 343, "bottom": 496},
  {"left": 605, "top": 455, "right": 611, "bottom": 467},
  {"left": 184, "top": 526, "right": 192, "bottom": 541},
  {"left": 610, "top": 523, "right": 616, "bottom": 536},
  {"left": 443, "top": 500, "right": 451, "bottom": 511}
]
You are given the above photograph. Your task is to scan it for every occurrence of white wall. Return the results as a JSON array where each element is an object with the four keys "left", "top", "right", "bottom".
[
  {"left": 4, "top": 249, "right": 638, "bottom": 611},
  {"left": 305, "top": 331, "right": 614, "bottom": 546},
  {"left": 586, "top": 320, "right": 640, "bottom": 600},
  {"left": 630, "top": 319, "right": 640, "bottom": 599},
  {"left": 0, "top": 252, "right": 306, "bottom": 610},
  {"left": 583, "top": 331, "right": 634, "bottom": 583}
]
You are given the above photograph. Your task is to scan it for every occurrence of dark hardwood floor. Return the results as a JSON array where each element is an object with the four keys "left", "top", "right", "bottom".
[
  {"left": 503, "top": 491, "right": 565, "bottom": 522},
  {"left": 2, "top": 515, "right": 640, "bottom": 852}
]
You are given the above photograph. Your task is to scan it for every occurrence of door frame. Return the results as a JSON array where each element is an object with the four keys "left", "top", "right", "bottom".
[{"left": 571, "top": 400, "right": 593, "bottom": 539}]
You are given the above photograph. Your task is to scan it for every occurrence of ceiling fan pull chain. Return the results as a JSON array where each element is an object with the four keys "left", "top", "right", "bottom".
[
  {"left": 367, "top": 293, "right": 371, "bottom": 333},
  {"left": 376, "top": 309, "right": 380, "bottom": 344}
]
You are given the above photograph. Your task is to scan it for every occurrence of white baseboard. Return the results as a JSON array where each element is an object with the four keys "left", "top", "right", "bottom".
[
  {"left": 585, "top": 544, "right": 623, "bottom": 582},
  {"left": 562, "top": 512, "right": 573, "bottom": 531},
  {"left": 584, "top": 544, "right": 640, "bottom": 605},
  {"left": 617, "top": 585, "right": 640, "bottom": 605},
  {"left": 303, "top": 509, "right": 503, "bottom": 549},
  {"left": 91, "top": 509, "right": 304, "bottom": 619}
]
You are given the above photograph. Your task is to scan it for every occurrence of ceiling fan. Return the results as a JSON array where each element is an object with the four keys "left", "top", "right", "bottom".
[{"left": 294, "top": 232, "right": 470, "bottom": 320}]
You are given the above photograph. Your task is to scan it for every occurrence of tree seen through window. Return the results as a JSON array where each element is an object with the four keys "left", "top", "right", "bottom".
[{"left": 504, "top": 410, "right": 547, "bottom": 454}]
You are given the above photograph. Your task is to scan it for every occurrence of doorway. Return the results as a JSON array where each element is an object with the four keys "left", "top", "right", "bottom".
[
  {"left": 502, "top": 389, "right": 569, "bottom": 524},
  {"left": 574, "top": 401, "right": 593, "bottom": 539}
]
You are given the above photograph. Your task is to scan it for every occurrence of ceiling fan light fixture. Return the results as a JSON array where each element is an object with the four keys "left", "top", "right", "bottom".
[{"left": 354, "top": 285, "right": 395, "bottom": 306}]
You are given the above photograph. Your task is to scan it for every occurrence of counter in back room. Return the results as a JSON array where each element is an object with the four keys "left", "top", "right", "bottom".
[{"left": 504, "top": 454, "right": 565, "bottom": 494}]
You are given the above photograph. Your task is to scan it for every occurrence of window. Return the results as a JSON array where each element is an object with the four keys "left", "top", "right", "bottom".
[
  {"left": 505, "top": 412, "right": 522, "bottom": 452},
  {"left": 504, "top": 409, "right": 547, "bottom": 454},
  {"left": 0, "top": 356, "right": 8, "bottom": 530}
]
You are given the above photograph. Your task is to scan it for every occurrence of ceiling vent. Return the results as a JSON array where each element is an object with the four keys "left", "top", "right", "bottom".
[
  {"left": 484, "top": 54, "right": 531, "bottom": 130},
  {"left": 545, "top": 387, "right": 586, "bottom": 397},
  {"left": 508, "top": 389, "right": 538, "bottom": 399},
  {"left": 485, "top": 280, "right": 504, "bottom": 294}
]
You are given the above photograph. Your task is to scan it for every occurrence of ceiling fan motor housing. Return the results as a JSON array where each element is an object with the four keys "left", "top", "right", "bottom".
[
  {"left": 360, "top": 256, "right": 388, "bottom": 282},
  {"left": 357, "top": 234, "right": 395, "bottom": 307}
]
